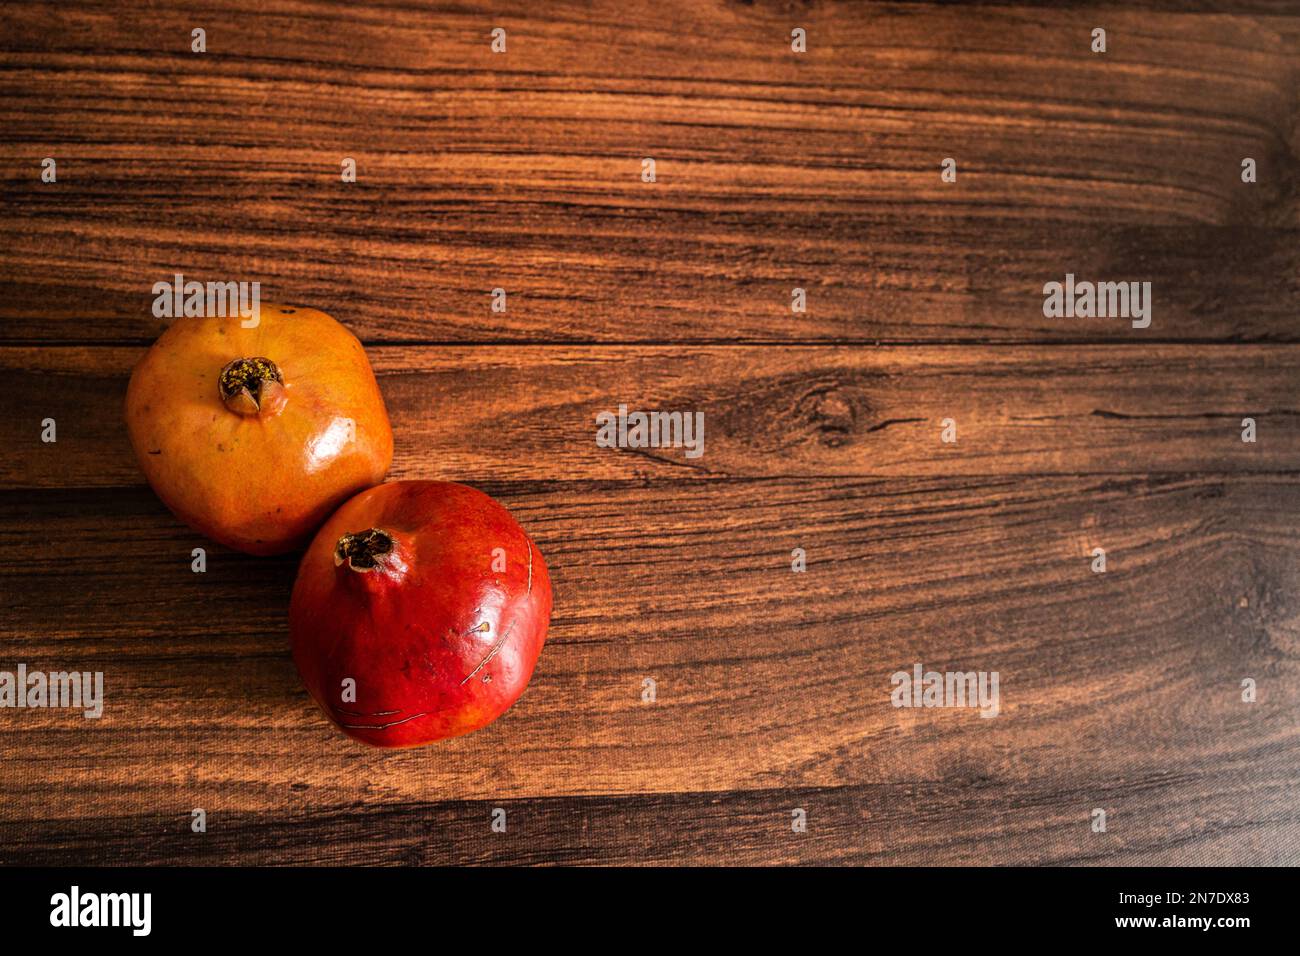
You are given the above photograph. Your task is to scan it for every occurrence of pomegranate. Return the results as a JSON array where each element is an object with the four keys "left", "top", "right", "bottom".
[
  {"left": 124, "top": 304, "right": 393, "bottom": 555},
  {"left": 289, "top": 481, "right": 552, "bottom": 747}
]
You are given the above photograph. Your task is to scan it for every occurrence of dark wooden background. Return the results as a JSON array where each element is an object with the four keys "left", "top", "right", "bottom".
[{"left": 1, "top": 0, "right": 1298, "bottom": 865}]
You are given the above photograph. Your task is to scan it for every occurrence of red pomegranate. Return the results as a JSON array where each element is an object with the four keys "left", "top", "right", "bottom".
[{"left": 289, "top": 481, "right": 551, "bottom": 747}]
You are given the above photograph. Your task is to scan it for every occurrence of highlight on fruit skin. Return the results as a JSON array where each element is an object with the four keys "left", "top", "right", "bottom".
[
  {"left": 124, "top": 303, "right": 393, "bottom": 556},
  {"left": 289, "top": 480, "right": 553, "bottom": 748}
]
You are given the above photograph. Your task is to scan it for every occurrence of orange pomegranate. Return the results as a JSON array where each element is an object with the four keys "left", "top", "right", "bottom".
[{"left": 125, "top": 304, "right": 393, "bottom": 555}]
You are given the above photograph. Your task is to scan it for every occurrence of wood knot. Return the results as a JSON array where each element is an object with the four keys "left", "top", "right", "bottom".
[{"left": 799, "top": 384, "right": 858, "bottom": 447}]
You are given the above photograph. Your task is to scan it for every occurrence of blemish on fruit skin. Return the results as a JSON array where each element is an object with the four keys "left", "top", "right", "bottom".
[
  {"left": 340, "top": 711, "right": 429, "bottom": 731},
  {"left": 336, "top": 707, "right": 399, "bottom": 718},
  {"left": 460, "top": 621, "right": 514, "bottom": 686}
]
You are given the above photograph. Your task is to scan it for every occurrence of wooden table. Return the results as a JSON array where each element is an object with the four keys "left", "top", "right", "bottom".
[{"left": 1, "top": 0, "right": 1297, "bottom": 866}]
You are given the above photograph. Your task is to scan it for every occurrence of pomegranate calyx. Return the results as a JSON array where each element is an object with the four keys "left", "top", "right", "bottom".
[
  {"left": 219, "top": 357, "right": 286, "bottom": 416},
  {"left": 334, "top": 528, "right": 395, "bottom": 572}
]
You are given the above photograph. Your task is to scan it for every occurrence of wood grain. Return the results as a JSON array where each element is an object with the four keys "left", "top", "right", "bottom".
[
  {"left": 0, "top": 0, "right": 1296, "bottom": 342},
  {"left": 6, "top": 764, "right": 1300, "bottom": 866},
  {"left": 1, "top": 0, "right": 1298, "bottom": 866},
  {"left": 1, "top": 476, "right": 1297, "bottom": 863},
  {"left": 2, "top": 344, "right": 1297, "bottom": 488}
]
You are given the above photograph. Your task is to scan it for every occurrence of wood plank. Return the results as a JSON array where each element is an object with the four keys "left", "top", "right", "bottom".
[
  {"left": 4, "top": 215, "right": 1295, "bottom": 345},
  {"left": 0, "top": 0, "right": 1295, "bottom": 342},
  {"left": 2, "top": 477, "right": 1297, "bottom": 858},
  {"left": 2, "top": 344, "right": 1296, "bottom": 488},
  {"left": 4, "top": 756, "right": 1297, "bottom": 866}
]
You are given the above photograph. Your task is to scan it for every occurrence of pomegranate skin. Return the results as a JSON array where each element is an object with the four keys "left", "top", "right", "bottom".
[
  {"left": 289, "top": 481, "right": 552, "bottom": 747},
  {"left": 124, "top": 304, "right": 392, "bottom": 555}
]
